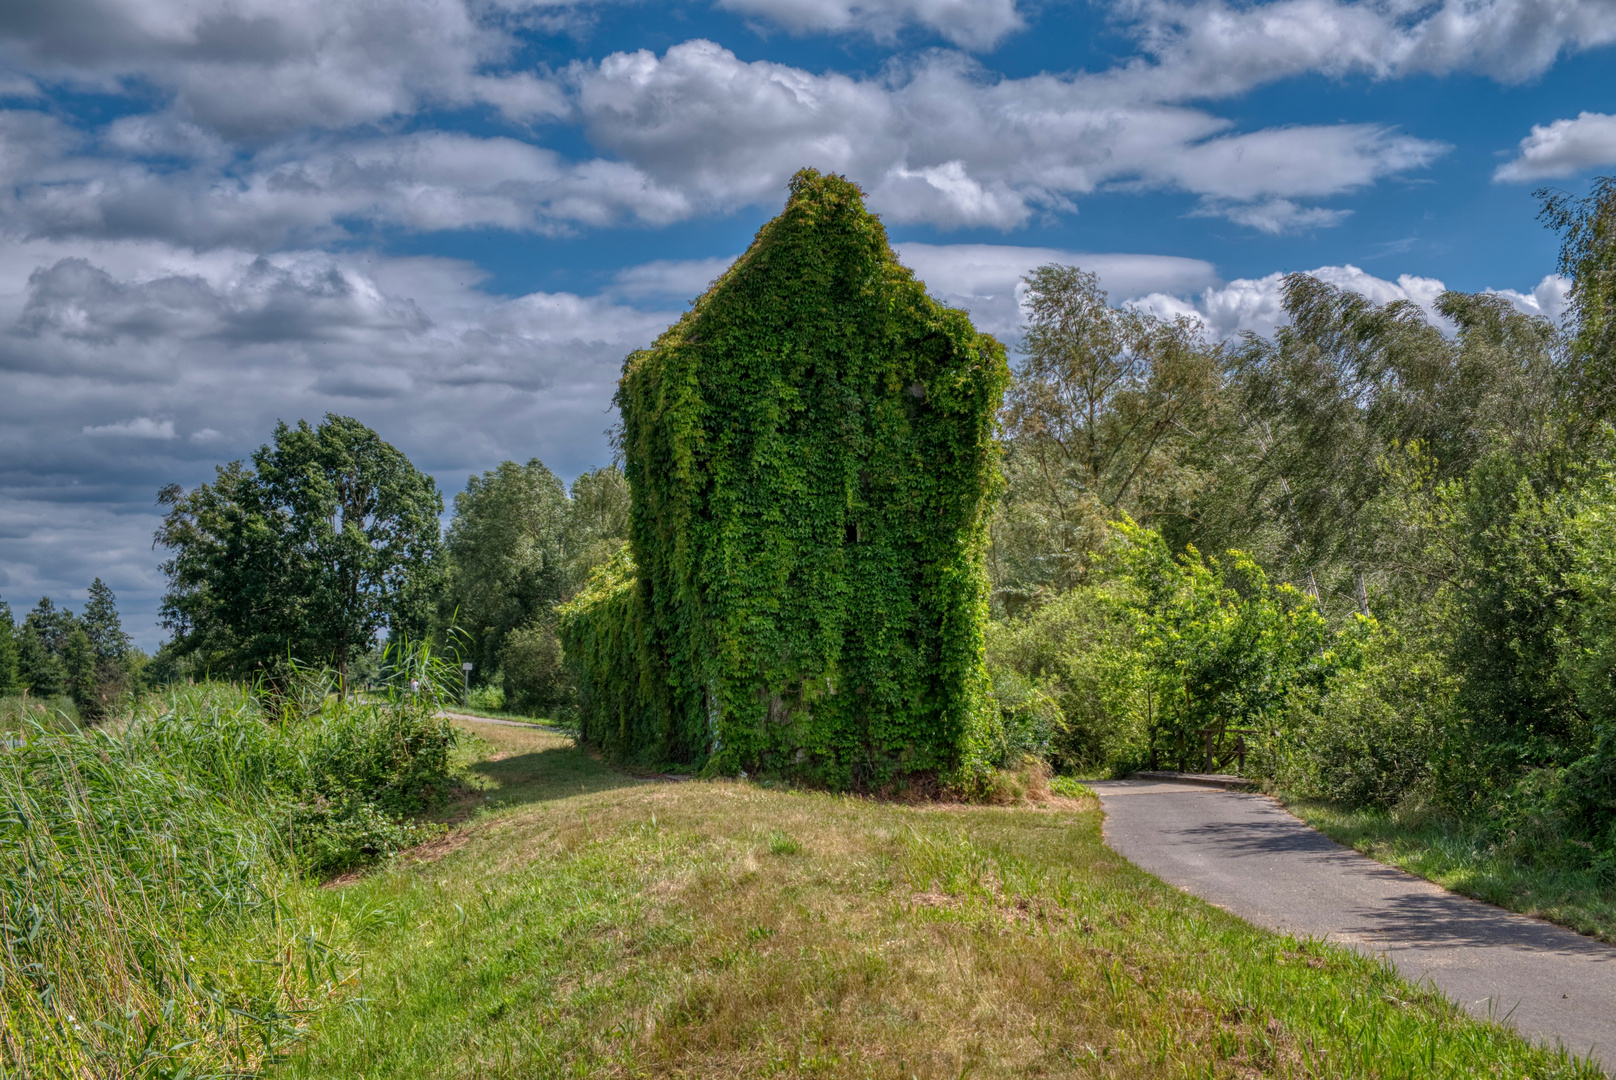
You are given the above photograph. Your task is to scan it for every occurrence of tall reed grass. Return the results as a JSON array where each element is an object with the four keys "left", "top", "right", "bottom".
[{"left": 0, "top": 643, "right": 463, "bottom": 1078}]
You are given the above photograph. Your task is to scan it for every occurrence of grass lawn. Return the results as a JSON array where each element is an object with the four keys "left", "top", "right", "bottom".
[
  {"left": 282, "top": 722, "right": 1601, "bottom": 1078},
  {"left": 1283, "top": 797, "right": 1616, "bottom": 946}
]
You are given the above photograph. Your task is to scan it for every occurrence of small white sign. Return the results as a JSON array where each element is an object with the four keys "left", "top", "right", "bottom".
[{"left": 462, "top": 662, "right": 473, "bottom": 671}]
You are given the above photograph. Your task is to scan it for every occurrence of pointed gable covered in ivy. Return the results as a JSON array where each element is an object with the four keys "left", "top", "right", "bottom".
[{"left": 561, "top": 168, "right": 1009, "bottom": 788}]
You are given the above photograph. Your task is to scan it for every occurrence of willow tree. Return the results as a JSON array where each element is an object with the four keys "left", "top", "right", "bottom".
[{"left": 561, "top": 169, "right": 1009, "bottom": 788}]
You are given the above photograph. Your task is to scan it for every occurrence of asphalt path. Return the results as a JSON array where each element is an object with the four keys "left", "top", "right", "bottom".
[
  {"left": 1091, "top": 778, "right": 1616, "bottom": 1068},
  {"left": 438, "top": 709, "right": 549, "bottom": 729}
]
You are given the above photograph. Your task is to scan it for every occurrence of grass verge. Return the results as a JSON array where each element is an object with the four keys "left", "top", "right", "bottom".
[
  {"left": 1283, "top": 796, "right": 1616, "bottom": 945},
  {"left": 284, "top": 720, "right": 1601, "bottom": 1079}
]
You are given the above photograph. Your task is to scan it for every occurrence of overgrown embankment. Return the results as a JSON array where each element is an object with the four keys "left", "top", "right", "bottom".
[{"left": 0, "top": 670, "right": 461, "bottom": 1077}]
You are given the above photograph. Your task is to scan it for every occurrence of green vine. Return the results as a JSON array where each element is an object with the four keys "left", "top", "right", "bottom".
[{"left": 559, "top": 169, "right": 1009, "bottom": 788}]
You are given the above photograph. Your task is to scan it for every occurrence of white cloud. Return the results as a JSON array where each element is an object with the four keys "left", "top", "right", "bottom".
[
  {"left": 714, "top": 0, "right": 1025, "bottom": 49},
  {"left": 1125, "top": 264, "right": 1569, "bottom": 341},
  {"left": 83, "top": 417, "right": 176, "bottom": 438},
  {"left": 567, "top": 41, "right": 1444, "bottom": 234},
  {"left": 0, "top": 0, "right": 573, "bottom": 138},
  {"left": 896, "top": 242, "right": 1218, "bottom": 336},
  {"left": 1128, "top": 264, "right": 1442, "bottom": 340},
  {"left": 4, "top": 124, "right": 692, "bottom": 247},
  {"left": 1487, "top": 274, "right": 1574, "bottom": 324},
  {"left": 1168, "top": 124, "right": 1442, "bottom": 200},
  {"left": 1193, "top": 198, "right": 1352, "bottom": 233},
  {"left": 610, "top": 255, "right": 739, "bottom": 301},
  {"left": 1496, "top": 112, "right": 1616, "bottom": 182},
  {"left": 1115, "top": 0, "right": 1616, "bottom": 103}
]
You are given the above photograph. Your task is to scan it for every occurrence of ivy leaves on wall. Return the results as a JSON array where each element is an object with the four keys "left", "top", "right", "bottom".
[{"left": 560, "top": 169, "right": 1009, "bottom": 788}]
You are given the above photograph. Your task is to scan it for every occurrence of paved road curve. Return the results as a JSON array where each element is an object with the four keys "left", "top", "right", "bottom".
[{"left": 1091, "top": 778, "right": 1616, "bottom": 1068}]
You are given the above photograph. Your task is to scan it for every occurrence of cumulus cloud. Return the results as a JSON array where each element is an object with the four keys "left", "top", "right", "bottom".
[
  {"left": 714, "top": 0, "right": 1025, "bottom": 49},
  {"left": 894, "top": 242, "right": 1218, "bottom": 336},
  {"left": 1127, "top": 264, "right": 1567, "bottom": 342},
  {"left": 1486, "top": 274, "right": 1574, "bottom": 324},
  {"left": 1114, "top": 0, "right": 1616, "bottom": 103},
  {"left": 569, "top": 41, "right": 1443, "bottom": 233},
  {"left": 0, "top": 41, "right": 1442, "bottom": 245},
  {"left": 0, "top": 0, "right": 573, "bottom": 138},
  {"left": 1495, "top": 112, "right": 1616, "bottom": 182},
  {"left": 0, "top": 240, "right": 679, "bottom": 644}
]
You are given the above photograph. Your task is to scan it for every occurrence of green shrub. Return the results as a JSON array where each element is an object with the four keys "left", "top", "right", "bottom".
[
  {"left": 500, "top": 621, "right": 570, "bottom": 717},
  {"left": 1260, "top": 633, "right": 1448, "bottom": 808},
  {"left": 979, "top": 667, "right": 1065, "bottom": 769},
  {"left": 1049, "top": 776, "right": 1094, "bottom": 798},
  {"left": 985, "top": 584, "right": 1145, "bottom": 772}
]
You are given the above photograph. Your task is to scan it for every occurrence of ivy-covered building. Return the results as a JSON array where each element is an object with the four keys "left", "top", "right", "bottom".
[{"left": 560, "top": 169, "right": 1009, "bottom": 789}]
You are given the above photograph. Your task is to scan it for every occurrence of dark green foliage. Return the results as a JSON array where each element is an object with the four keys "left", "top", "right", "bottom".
[
  {"left": 499, "top": 622, "right": 569, "bottom": 716},
  {"left": 443, "top": 458, "right": 571, "bottom": 679},
  {"left": 1267, "top": 629, "right": 1448, "bottom": 808},
  {"left": 67, "top": 579, "right": 134, "bottom": 717},
  {"left": 16, "top": 598, "right": 70, "bottom": 698},
  {"left": 0, "top": 602, "right": 16, "bottom": 695},
  {"left": 562, "top": 170, "right": 1009, "bottom": 787},
  {"left": 62, "top": 626, "right": 100, "bottom": 720},
  {"left": 81, "top": 578, "right": 129, "bottom": 662},
  {"left": 156, "top": 414, "right": 445, "bottom": 683}
]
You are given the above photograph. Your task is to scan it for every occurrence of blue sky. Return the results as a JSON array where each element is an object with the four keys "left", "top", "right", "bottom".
[{"left": 1, "top": 0, "right": 1614, "bottom": 646}]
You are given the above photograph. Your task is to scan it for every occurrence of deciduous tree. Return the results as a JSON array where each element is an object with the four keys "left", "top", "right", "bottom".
[{"left": 157, "top": 415, "right": 444, "bottom": 684}]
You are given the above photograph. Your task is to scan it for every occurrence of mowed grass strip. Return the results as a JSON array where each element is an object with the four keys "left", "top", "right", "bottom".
[
  {"left": 285, "top": 723, "right": 1600, "bottom": 1079},
  {"left": 1285, "top": 797, "right": 1616, "bottom": 946}
]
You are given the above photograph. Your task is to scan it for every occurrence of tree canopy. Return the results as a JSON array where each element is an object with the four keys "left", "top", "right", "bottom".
[{"left": 156, "top": 414, "right": 443, "bottom": 683}]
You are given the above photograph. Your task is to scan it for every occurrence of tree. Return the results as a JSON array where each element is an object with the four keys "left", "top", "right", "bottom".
[
  {"left": 1540, "top": 175, "right": 1616, "bottom": 425},
  {"left": 1107, "top": 520, "right": 1348, "bottom": 772},
  {"left": 80, "top": 579, "right": 132, "bottom": 710},
  {"left": 17, "top": 598, "right": 71, "bottom": 698},
  {"left": 1210, "top": 274, "right": 1559, "bottom": 618},
  {"left": 442, "top": 459, "right": 571, "bottom": 678},
  {"left": 157, "top": 415, "right": 444, "bottom": 684},
  {"left": 996, "top": 264, "right": 1223, "bottom": 605},
  {"left": 0, "top": 602, "right": 17, "bottom": 695},
  {"left": 62, "top": 626, "right": 100, "bottom": 719},
  {"left": 562, "top": 466, "right": 631, "bottom": 587}
]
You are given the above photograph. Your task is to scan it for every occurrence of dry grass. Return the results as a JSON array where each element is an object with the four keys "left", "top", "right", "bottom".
[{"left": 280, "top": 720, "right": 1599, "bottom": 1079}]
